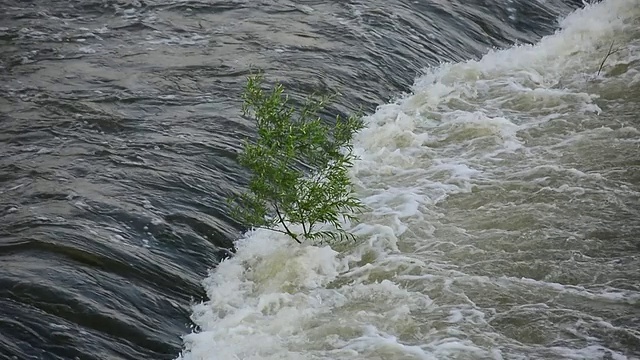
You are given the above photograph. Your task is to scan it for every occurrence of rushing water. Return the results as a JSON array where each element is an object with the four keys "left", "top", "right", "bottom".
[{"left": 1, "top": 0, "right": 639, "bottom": 359}]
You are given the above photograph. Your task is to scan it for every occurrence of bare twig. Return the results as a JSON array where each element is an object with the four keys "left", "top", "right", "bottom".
[{"left": 597, "top": 40, "right": 622, "bottom": 76}]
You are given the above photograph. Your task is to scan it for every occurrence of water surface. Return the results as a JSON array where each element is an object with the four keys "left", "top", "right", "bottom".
[{"left": 1, "top": 0, "right": 638, "bottom": 359}]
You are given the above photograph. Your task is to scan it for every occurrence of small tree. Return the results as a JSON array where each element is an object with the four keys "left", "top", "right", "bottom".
[{"left": 229, "top": 74, "right": 365, "bottom": 244}]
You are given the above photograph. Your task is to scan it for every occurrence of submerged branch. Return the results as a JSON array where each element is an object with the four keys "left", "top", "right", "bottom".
[{"left": 597, "top": 40, "right": 621, "bottom": 76}]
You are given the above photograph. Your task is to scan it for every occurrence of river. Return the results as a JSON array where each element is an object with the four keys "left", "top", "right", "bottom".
[{"left": 1, "top": 0, "right": 639, "bottom": 359}]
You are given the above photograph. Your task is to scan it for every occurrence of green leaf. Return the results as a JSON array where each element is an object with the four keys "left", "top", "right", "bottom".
[{"left": 229, "top": 73, "right": 366, "bottom": 244}]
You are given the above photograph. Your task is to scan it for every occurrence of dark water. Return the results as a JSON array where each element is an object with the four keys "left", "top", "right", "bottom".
[{"left": 0, "top": 0, "right": 604, "bottom": 359}]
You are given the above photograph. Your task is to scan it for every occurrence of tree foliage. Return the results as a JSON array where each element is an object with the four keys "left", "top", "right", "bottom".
[{"left": 229, "top": 74, "right": 365, "bottom": 243}]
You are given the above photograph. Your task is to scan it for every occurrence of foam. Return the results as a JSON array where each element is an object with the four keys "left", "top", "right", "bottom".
[{"left": 178, "top": 1, "right": 640, "bottom": 359}]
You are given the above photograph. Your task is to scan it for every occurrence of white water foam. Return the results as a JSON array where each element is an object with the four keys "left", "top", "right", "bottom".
[{"left": 178, "top": 1, "right": 640, "bottom": 359}]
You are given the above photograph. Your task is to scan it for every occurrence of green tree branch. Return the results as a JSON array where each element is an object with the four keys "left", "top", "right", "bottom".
[{"left": 229, "top": 73, "right": 365, "bottom": 244}]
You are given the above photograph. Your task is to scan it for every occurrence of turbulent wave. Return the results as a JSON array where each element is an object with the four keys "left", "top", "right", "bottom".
[
  {"left": 1, "top": 0, "right": 637, "bottom": 359},
  {"left": 177, "top": 1, "right": 640, "bottom": 359}
]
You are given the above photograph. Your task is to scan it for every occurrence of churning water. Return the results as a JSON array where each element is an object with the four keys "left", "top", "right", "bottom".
[
  {"left": 178, "top": 1, "right": 640, "bottom": 359},
  {"left": 1, "top": 0, "right": 639, "bottom": 359}
]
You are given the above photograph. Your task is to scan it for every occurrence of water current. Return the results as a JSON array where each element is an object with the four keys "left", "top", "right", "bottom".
[{"left": 1, "top": 0, "right": 639, "bottom": 359}]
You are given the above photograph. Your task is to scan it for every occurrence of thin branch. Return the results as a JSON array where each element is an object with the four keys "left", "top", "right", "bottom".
[
  {"left": 292, "top": 191, "right": 308, "bottom": 237},
  {"left": 255, "top": 226, "right": 295, "bottom": 237},
  {"left": 274, "top": 203, "right": 300, "bottom": 243},
  {"left": 597, "top": 40, "right": 621, "bottom": 76},
  {"left": 301, "top": 218, "right": 308, "bottom": 237}
]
